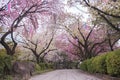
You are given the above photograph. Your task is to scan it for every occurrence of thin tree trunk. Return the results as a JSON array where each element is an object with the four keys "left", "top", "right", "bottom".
[{"left": 36, "top": 56, "right": 40, "bottom": 64}]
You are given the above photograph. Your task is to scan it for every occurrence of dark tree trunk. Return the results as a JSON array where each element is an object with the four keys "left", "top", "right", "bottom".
[
  {"left": 40, "top": 57, "right": 44, "bottom": 63},
  {"left": 0, "top": 30, "right": 17, "bottom": 56},
  {"left": 36, "top": 56, "right": 40, "bottom": 64}
]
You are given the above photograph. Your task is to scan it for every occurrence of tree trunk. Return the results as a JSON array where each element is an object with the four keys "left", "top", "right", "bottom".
[
  {"left": 36, "top": 56, "right": 40, "bottom": 64},
  {"left": 0, "top": 30, "right": 17, "bottom": 56},
  {"left": 108, "top": 38, "right": 114, "bottom": 51},
  {"left": 40, "top": 57, "right": 45, "bottom": 63}
]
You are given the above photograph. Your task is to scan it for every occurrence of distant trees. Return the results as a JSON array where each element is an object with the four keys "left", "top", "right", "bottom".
[{"left": 55, "top": 33, "right": 78, "bottom": 61}]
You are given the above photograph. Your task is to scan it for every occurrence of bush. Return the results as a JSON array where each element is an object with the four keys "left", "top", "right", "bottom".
[
  {"left": 79, "top": 60, "right": 88, "bottom": 71},
  {"left": 46, "top": 63, "right": 54, "bottom": 69},
  {"left": 39, "top": 63, "right": 46, "bottom": 70},
  {"left": 86, "top": 58, "right": 94, "bottom": 73},
  {"left": 35, "top": 63, "right": 41, "bottom": 71},
  {"left": 69, "top": 62, "right": 77, "bottom": 69},
  {"left": 106, "top": 50, "right": 120, "bottom": 76},
  {"left": 0, "top": 75, "right": 13, "bottom": 80},
  {"left": 80, "top": 49, "right": 120, "bottom": 77},
  {"left": 0, "top": 49, "right": 12, "bottom": 75},
  {"left": 92, "top": 54, "right": 107, "bottom": 73}
]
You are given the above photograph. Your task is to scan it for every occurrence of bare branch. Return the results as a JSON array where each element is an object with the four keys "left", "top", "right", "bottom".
[{"left": 39, "top": 34, "right": 54, "bottom": 56}]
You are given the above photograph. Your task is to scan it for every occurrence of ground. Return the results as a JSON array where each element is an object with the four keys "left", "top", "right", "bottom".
[{"left": 29, "top": 69, "right": 102, "bottom": 80}]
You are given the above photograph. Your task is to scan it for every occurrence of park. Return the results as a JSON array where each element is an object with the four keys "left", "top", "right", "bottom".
[{"left": 0, "top": 0, "right": 120, "bottom": 80}]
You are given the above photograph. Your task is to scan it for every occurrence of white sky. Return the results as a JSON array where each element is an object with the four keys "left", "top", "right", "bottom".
[
  {"left": 0, "top": 0, "right": 10, "bottom": 8},
  {"left": 63, "top": 0, "right": 89, "bottom": 22}
]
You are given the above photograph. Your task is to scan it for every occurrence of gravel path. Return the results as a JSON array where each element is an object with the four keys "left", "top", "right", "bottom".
[{"left": 29, "top": 69, "right": 102, "bottom": 80}]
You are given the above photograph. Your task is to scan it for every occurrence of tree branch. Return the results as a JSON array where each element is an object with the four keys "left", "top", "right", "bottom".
[
  {"left": 39, "top": 34, "right": 54, "bottom": 56},
  {"left": 83, "top": 0, "right": 120, "bottom": 18},
  {"left": 99, "top": 13, "right": 120, "bottom": 32}
]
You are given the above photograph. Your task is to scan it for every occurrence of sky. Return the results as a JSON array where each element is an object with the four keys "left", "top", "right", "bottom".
[
  {"left": 63, "top": 0, "right": 89, "bottom": 22},
  {"left": 0, "top": 0, "right": 10, "bottom": 8}
]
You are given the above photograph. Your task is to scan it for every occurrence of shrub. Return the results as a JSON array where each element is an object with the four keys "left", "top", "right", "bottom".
[
  {"left": 39, "top": 63, "right": 46, "bottom": 70},
  {"left": 80, "top": 58, "right": 95, "bottom": 73},
  {"left": 0, "top": 49, "right": 12, "bottom": 75},
  {"left": 80, "top": 49, "right": 120, "bottom": 77},
  {"left": 5, "top": 75, "right": 13, "bottom": 80},
  {"left": 92, "top": 54, "right": 107, "bottom": 74},
  {"left": 70, "top": 62, "right": 77, "bottom": 69},
  {"left": 79, "top": 60, "right": 88, "bottom": 71},
  {"left": 106, "top": 50, "right": 120, "bottom": 76},
  {"left": 46, "top": 63, "right": 54, "bottom": 69},
  {"left": 86, "top": 58, "right": 94, "bottom": 73},
  {"left": 35, "top": 63, "right": 41, "bottom": 71},
  {"left": 0, "top": 75, "right": 13, "bottom": 80}
]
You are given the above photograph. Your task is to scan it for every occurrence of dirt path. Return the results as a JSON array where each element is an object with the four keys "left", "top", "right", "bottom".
[{"left": 29, "top": 69, "right": 102, "bottom": 80}]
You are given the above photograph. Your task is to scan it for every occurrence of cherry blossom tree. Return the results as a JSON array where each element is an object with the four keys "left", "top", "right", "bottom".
[
  {"left": 18, "top": 25, "right": 57, "bottom": 64},
  {"left": 55, "top": 32, "right": 79, "bottom": 61},
  {"left": 105, "top": 28, "right": 120, "bottom": 51},
  {"left": 56, "top": 14, "right": 108, "bottom": 60},
  {"left": 22, "top": 35, "right": 55, "bottom": 64},
  {"left": 85, "top": 0, "right": 120, "bottom": 32},
  {"left": 66, "top": 25, "right": 107, "bottom": 60},
  {"left": 0, "top": 0, "right": 62, "bottom": 56},
  {"left": 0, "top": 0, "right": 11, "bottom": 21},
  {"left": 66, "top": 0, "right": 120, "bottom": 56},
  {"left": 67, "top": 0, "right": 120, "bottom": 32}
]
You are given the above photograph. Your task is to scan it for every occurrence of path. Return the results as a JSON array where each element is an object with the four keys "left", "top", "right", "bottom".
[{"left": 29, "top": 69, "right": 102, "bottom": 80}]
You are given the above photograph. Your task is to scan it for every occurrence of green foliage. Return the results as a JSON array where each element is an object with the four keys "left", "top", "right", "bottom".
[
  {"left": 79, "top": 60, "right": 88, "bottom": 71},
  {"left": 34, "top": 63, "right": 54, "bottom": 75},
  {"left": 68, "top": 61, "right": 78, "bottom": 69},
  {"left": 35, "top": 62, "right": 54, "bottom": 73},
  {"left": 0, "top": 49, "right": 12, "bottom": 75},
  {"left": 86, "top": 58, "right": 95, "bottom": 73},
  {"left": 46, "top": 63, "right": 54, "bottom": 69},
  {"left": 5, "top": 75, "right": 13, "bottom": 80},
  {"left": 0, "top": 75, "right": 13, "bottom": 80},
  {"left": 80, "top": 49, "right": 120, "bottom": 77},
  {"left": 35, "top": 63, "right": 41, "bottom": 71},
  {"left": 92, "top": 54, "right": 107, "bottom": 73},
  {"left": 106, "top": 50, "right": 120, "bottom": 76},
  {"left": 39, "top": 63, "right": 54, "bottom": 70},
  {"left": 39, "top": 63, "right": 46, "bottom": 70},
  {"left": 79, "top": 58, "right": 94, "bottom": 73}
]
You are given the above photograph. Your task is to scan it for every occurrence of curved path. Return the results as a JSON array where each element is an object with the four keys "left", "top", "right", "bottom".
[{"left": 30, "top": 69, "right": 102, "bottom": 80}]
